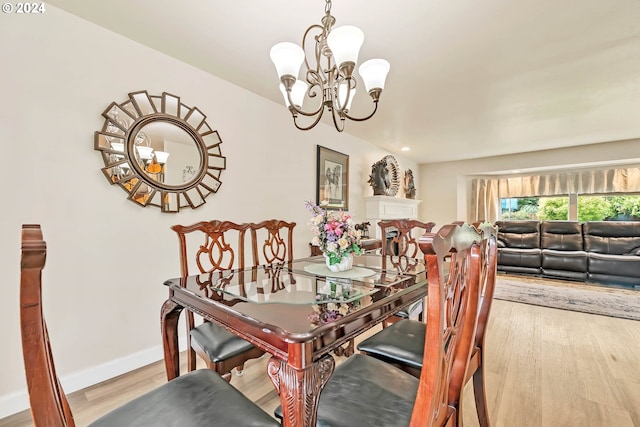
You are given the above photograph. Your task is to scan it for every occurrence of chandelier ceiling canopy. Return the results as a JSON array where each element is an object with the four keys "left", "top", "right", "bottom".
[{"left": 270, "top": 0, "right": 390, "bottom": 132}]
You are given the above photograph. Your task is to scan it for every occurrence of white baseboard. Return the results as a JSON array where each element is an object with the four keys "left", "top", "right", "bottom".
[{"left": 0, "top": 338, "right": 187, "bottom": 420}]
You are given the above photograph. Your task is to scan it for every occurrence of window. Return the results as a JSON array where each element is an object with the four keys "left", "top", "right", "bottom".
[
  {"left": 500, "top": 194, "right": 640, "bottom": 221},
  {"left": 577, "top": 194, "right": 640, "bottom": 221},
  {"left": 500, "top": 197, "right": 566, "bottom": 220}
]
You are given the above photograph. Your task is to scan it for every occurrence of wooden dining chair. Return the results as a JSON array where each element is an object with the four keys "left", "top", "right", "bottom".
[
  {"left": 379, "top": 218, "right": 436, "bottom": 327},
  {"left": 20, "top": 224, "right": 279, "bottom": 427},
  {"left": 249, "top": 219, "right": 296, "bottom": 265},
  {"left": 275, "top": 223, "right": 484, "bottom": 426},
  {"left": 379, "top": 218, "right": 436, "bottom": 262},
  {"left": 171, "top": 220, "right": 264, "bottom": 380},
  {"left": 356, "top": 222, "right": 498, "bottom": 427}
]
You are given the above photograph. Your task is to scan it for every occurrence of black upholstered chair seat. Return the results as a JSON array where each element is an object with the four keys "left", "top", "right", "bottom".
[
  {"left": 90, "top": 369, "right": 279, "bottom": 427},
  {"left": 275, "top": 354, "right": 418, "bottom": 427},
  {"left": 357, "top": 319, "right": 425, "bottom": 371},
  {"left": 191, "top": 322, "right": 258, "bottom": 362}
]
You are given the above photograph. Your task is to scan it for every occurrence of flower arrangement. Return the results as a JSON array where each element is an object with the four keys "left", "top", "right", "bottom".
[
  {"left": 307, "top": 281, "right": 362, "bottom": 325},
  {"left": 308, "top": 301, "right": 355, "bottom": 325},
  {"left": 305, "top": 201, "right": 362, "bottom": 265}
]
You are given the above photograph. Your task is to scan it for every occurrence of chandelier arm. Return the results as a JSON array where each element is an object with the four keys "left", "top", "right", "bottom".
[
  {"left": 343, "top": 101, "right": 380, "bottom": 122},
  {"left": 332, "top": 75, "right": 355, "bottom": 113},
  {"left": 285, "top": 88, "right": 324, "bottom": 118},
  {"left": 302, "top": 24, "right": 325, "bottom": 74},
  {"left": 330, "top": 106, "right": 346, "bottom": 132},
  {"left": 292, "top": 106, "right": 326, "bottom": 131}
]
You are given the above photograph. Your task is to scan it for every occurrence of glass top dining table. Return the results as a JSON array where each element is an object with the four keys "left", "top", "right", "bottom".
[{"left": 160, "top": 253, "right": 427, "bottom": 427}]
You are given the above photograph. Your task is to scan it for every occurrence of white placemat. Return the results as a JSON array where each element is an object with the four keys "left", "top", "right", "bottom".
[{"left": 303, "top": 263, "right": 377, "bottom": 279}]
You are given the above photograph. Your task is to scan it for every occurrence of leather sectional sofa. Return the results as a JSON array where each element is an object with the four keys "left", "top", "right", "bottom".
[{"left": 496, "top": 220, "right": 640, "bottom": 286}]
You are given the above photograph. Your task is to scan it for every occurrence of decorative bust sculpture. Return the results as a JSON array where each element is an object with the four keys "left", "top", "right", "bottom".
[
  {"left": 368, "top": 155, "right": 400, "bottom": 196},
  {"left": 404, "top": 169, "right": 416, "bottom": 199},
  {"left": 368, "top": 159, "right": 390, "bottom": 195}
]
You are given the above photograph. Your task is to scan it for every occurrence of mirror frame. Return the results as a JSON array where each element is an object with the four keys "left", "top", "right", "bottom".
[{"left": 94, "top": 90, "right": 226, "bottom": 213}]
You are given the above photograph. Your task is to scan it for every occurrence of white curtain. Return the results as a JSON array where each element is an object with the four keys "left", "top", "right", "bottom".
[
  {"left": 471, "top": 178, "right": 500, "bottom": 223},
  {"left": 470, "top": 167, "right": 640, "bottom": 220}
]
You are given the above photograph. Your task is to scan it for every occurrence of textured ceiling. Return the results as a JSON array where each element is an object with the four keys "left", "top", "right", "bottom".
[{"left": 47, "top": 0, "right": 640, "bottom": 163}]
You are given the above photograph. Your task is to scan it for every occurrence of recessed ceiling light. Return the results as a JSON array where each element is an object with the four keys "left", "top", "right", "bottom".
[{"left": 401, "top": 147, "right": 410, "bottom": 151}]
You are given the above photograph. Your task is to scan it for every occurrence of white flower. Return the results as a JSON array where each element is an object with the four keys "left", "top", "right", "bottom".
[
  {"left": 338, "top": 238, "right": 349, "bottom": 249},
  {"left": 339, "top": 304, "right": 350, "bottom": 316},
  {"left": 311, "top": 236, "right": 321, "bottom": 246},
  {"left": 327, "top": 302, "right": 337, "bottom": 311},
  {"left": 327, "top": 242, "right": 338, "bottom": 252}
]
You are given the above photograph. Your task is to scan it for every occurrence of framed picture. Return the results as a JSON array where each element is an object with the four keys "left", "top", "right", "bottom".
[{"left": 316, "top": 145, "right": 349, "bottom": 210}]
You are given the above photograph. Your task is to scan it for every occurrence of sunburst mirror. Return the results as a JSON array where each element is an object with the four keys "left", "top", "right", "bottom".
[{"left": 94, "top": 91, "right": 226, "bottom": 212}]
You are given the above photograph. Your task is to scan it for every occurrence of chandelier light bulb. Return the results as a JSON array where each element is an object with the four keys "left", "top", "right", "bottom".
[
  {"left": 270, "top": 42, "right": 305, "bottom": 79},
  {"left": 154, "top": 151, "right": 170, "bottom": 164},
  {"left": 326, "top": 25, "right": 364, "bottom": 71},
  {"left": 135, "top": 145, "right": 154, "bottom": 161},
  {"left": 358, "top": 59, "right": 391, "bottom": 92},
  {"left": 279, "top": 80, "right": 307, "bottom": 109},
  {"left": 337, "top": 82, "right": 356, "bottom": 111}
]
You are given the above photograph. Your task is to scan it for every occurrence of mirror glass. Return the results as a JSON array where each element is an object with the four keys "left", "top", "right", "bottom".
[
  {"left": 94, "top": 91, "right": 226, "bottom": 213},
  {"left": 132, "top": 122, "right": 202, "bottom": 187}
]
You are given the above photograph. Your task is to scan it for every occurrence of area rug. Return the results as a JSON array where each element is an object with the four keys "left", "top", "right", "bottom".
[{"left": 494, "top": 274, "right": 640, "bottom": 321}]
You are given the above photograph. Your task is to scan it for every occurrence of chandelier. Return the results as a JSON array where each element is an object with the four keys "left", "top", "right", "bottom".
[{"left": 270, "top": 0, "right": 390, "bottom": 132}]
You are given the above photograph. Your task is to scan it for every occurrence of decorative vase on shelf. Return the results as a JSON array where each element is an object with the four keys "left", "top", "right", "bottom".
[{"left": 324, "top": 253, "right": 354, "bottom": 272}]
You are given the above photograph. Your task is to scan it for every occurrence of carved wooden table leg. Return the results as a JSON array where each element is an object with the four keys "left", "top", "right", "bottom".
[
  {"left": 161, "top": 299, "right": 183, "bottom": 381},
  {"left": 267, "top": 354, "right": 335, "bottom": 427}
]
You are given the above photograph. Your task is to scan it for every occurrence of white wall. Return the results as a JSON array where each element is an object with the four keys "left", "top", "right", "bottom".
[
  {"left": 0, "top": 7, "right": 418, "bottom": 417},
  {"left": 418, "top": 138, "right": 640, "bottom": 226}
]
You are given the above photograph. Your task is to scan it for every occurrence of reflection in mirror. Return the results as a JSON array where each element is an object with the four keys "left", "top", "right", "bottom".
[
  {"left": 131, "top": 122, "right": 202, "bottom": 187},
  {"left": 94, "top": 91, "right": 226, "bottom": 213}
]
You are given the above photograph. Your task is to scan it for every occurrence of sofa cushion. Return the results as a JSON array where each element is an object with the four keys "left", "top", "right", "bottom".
[
  {"left": 498, "top": 248, "right": 541, "bottom": 268},
  {"left": 584, "top": 221, "right": 640, "bottom": 255},
  {"left": 496, "top": 221, "right": 540, "bottom": 249},
  {"left": 541, "top": 249, "right": 587, "bottom": 272},
  {"left": 587, "top": 252, "right": 640, "bottom": 279},
  {"left": 540, "top": 221, "right": 583, "bottom": 251}
]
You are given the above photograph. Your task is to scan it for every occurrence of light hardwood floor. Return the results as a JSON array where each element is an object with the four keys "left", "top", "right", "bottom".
[{"left": 3, "top": 299, "right": 639, "bottom": 427}]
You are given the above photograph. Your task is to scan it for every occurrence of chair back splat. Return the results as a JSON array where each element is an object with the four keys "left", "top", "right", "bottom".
[
  {"left": 379, "top": 219, "right": 436, "bottom": 263},
  {"left": 172, "top": 220, "right": 250, "bottom": 277},
  {"left": 249, "top": 219, "right": 296, "bottom": 266},
  {"left": 411, "top": 223, "right": 483, "bottom": 427}
]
